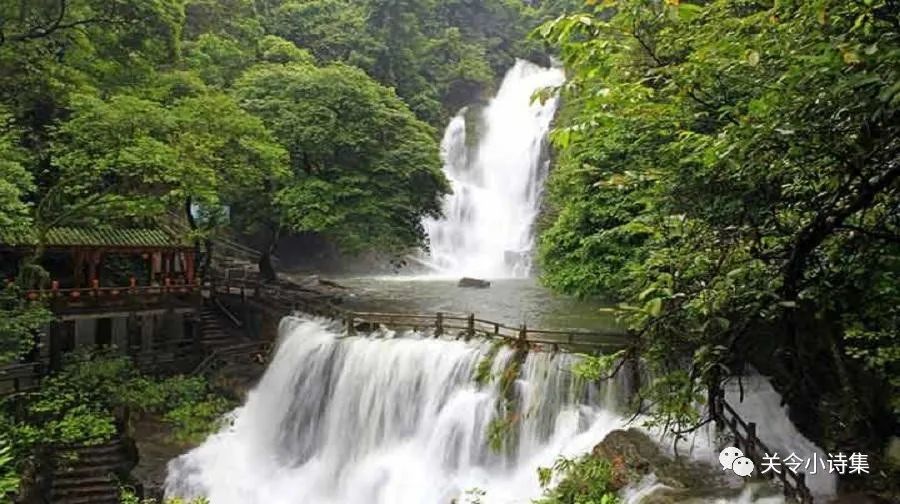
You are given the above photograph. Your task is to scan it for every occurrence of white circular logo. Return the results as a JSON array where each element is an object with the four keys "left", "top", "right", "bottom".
[
  {"left": 732, "top": 456, "right": 755, "bottom": 477},
  {"left": 719, "top": 447, "right": 744, "bottom": 471}
]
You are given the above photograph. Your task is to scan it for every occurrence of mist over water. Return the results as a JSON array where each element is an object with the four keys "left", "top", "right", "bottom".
[{"left": 423, "top": 60, "right": 565, "bottom": 279}]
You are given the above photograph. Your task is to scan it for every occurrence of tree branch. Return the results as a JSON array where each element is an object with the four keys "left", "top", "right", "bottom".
[
  {"left": 836, "top": 223, "right": 900, "bottom": 244},
  {"left": 782, "top": 155, "right": 900, "bottom": 297},
  {"left": 0, "top": 0, "right": 125, "bottom": 45}
]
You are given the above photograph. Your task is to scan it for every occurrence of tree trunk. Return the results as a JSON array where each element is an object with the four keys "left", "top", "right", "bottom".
[{"left": 258, "top": 226, "right": 280, "bottom": 282}]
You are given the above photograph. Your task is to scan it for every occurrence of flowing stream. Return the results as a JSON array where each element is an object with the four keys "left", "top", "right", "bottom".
[{"left": 422, "top": 59, "right": 564, "bottom": 278}]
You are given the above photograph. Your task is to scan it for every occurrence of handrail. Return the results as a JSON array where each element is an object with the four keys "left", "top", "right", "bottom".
[
  {"left": 208, "top": 278, "right": 630, "bottom": 351},
  {"left": 25, "top": 284, "right": 201, "bottom": 300},
  {"left": 191, "top": 341, "right": 270, "bottom": 376},
  {"left": 715, "top": 391, "right": 814, "bottom": 503},
  {"left": 213, "top": 296, "right": 243, "bottom": 328}
]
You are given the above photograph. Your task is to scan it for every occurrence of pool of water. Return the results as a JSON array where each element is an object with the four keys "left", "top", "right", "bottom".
[{"left": 331, "top": 275, "right": 621, "bottom": 333}]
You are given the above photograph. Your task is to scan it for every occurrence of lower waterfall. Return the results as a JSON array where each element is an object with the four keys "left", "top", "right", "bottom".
[
  {"left": 165, "top": 316, "right": 632, "bottom": 503},
  {"left": 165, "top": 317, "right": 836, "bottom": 503}
]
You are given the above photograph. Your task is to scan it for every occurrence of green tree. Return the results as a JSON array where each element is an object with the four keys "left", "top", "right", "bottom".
[
  {"left": 268, "top": 0, "right": 374, "bottom": 65},
  {"left": 234, "top": 61, "right": 450, "bottom": 272},
  {"left": 0, "top": 108, "right": 32, "bottom": 239},
  {"left": 539, "top": 0, "right": 900, "bottom": 482},
  {"left": 46, "top": 89, "right": 287, "bottom": 232}
]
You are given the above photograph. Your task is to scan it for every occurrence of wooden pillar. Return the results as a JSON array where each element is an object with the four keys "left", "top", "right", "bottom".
[
  {"left": 346, "top": 313, "right": 356, "bottom": 336},
  {"left": 746, "top": 422, "right": 757, "bottom": 461},
  {"left": 435, "top": 312, "right": 443, "bottom": 337},
  {"left": 149, "top": 251, "right": 158, "bottom": 283},
  {"left": 87, "top": 250, "right": 97, "bottom": 286},
  {"left": 48, "top": 321, "right": 63, "bottom": 372},
  {"left": 74, "top": 249, "right": 85, "bottom": 288},
  {"left": 95, "top": 249, "right": 104, "bottom": 286},
  {"left": 184, "top": 251, "right": 195, "bottom": 283}
]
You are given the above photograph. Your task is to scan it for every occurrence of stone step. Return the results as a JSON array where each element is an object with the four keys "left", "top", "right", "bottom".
[
  {"left": 54, "top": 461, "right": 124, "bottom": 478},
  {"left": 52, "top": 475, "right": 116, "bottom": 489},
  {"left": 55, "top": 450, "right": 125, "bottom": 466},
  {"left": 52, "top": 483, "right": 119, "bottom": 499},
  {"left": 58, "top": 441, "right": 122, "bottom": 453},
  {"left": 52, "top": 493, "right": 119, "bottom": 504},
  {"left": 53, "top": 496, "right": 119, "bottom": 504}
]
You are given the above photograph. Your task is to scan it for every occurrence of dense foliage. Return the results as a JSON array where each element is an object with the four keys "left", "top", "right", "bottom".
[
  {"left": 538, "top": 0, "right": 900, "bottom": 486},
  {"left": 535, "top": 455, "right": 621, "bottom": 504},
  {"left": 0, "top": 0, "right": 478, "bottom": 271},
  {"left": 0, "top": 350, "right": 232, "bottom": 496},
  {"left": 234, "top": 61, "right": 448, "bottom": 253},
  {"left": 263, "top": 0, "right": 554, "bottom": 124},
  {"left": 0, "top": 0, "right": 584, "bottom": 500}
]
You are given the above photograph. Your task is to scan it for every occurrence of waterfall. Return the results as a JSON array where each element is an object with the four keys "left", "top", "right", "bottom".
[
  {"left": 423, "top": 60, "right": 565, "bottom": 279},
  {"left": 165, "top": 318, "right": 838, "bottom": 503},
  {"left": 165, "top": 317, "right": 630, "bottom": 504}
]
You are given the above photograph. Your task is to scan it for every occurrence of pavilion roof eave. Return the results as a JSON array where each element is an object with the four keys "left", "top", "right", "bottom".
[{"left": 0, "top": 226, "right": 192, "bottom": 251}]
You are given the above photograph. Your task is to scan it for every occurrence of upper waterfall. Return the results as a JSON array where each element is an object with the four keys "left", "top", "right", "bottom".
[{"left": 423, "top": 60, "right": 565, "bottom": 279}]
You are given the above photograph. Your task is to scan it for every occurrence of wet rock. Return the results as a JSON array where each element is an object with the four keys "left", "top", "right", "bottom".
[
  {"left": 295, "top": 275, "right": 321, "bottom": 288},
  {"left": 593, "top": 429, "right": 778, "bottom": 503},
  {"left": 319, "top": 278, "right": 347, "bottom": 290},
  {"left": 458, "top": 277, "right": 491, "bottom": 288},
  {"left": 886, "top": 436, "right": 900, "bottom": 466}
]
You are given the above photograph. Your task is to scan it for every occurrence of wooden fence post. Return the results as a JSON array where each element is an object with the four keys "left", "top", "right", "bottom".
[
  {"left": 346, "top": 313, "right": 356, "bottom": 336},
  {"left": 746, "top": 422, "right": 757, "bottom": 460},
  {"left": 466, "top": 313, "right": 475, "bottom": 340},
  {"left": 435, "top": 312, "right": 443, "bottom": 337}
]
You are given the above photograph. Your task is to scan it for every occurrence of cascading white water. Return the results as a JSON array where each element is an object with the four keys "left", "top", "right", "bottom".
[
  {"left": 165, "top": 318, "right": 838, "bottom": 503},
  {"left": 165, "top": 317, "right": 630, "bottom": 504},
  {"left": 423, "top": 60, "right": 565, "bottom": 279}
]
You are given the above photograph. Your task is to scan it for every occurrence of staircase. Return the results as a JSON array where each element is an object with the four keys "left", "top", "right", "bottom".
[
  {"left": 51, "top": 437, "right": 133, "bottom": 504},
  {"left": 199, "top": 305, "right": 243, "bottom": 350}
]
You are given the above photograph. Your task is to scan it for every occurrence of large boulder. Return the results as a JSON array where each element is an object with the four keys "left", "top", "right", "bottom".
[
  {"left": 458, "top": 277, "right": 491, "bottom": 288},
  {"left": 592, "top": 429, "right": 778, "bottom": 503}
]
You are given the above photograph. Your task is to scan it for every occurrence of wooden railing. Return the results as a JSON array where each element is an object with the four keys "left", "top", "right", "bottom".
[
  {"left": 192, "top": 341, "right": 272, "bottom": 377},
  {"left": 24, "top": 283, "right": 201, "bottom": 305},
  {"left": 208, "top": 277, "right": 630, "bottom": 350},
  {"left": 714, "top": 391, "right": 814, "bottom": 503},
  {"left": 343, "top": 311, "right": 628, "bottom": 349}
]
